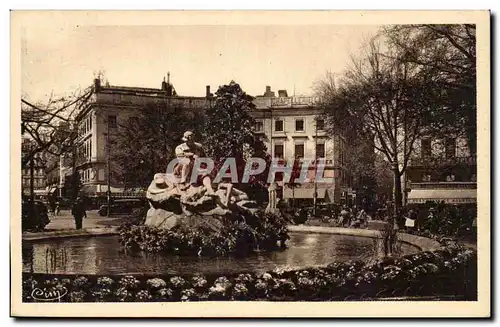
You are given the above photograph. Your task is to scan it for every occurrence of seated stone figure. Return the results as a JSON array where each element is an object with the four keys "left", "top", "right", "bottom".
[{"left": 173, "top": 131, "right": 215, "bottom": 196}]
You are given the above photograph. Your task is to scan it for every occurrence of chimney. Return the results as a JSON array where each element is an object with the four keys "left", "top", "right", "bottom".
[
  {"left": 278, "top": 90, "right": 288, "bottom": 98},
  {"left": 94, "top": 78, "right": 101, "bottom": 92},
  {"left": 161, "top": 76, "right": 167, "bottom": 91},
  {"left": 206, "top": 85, "right": 212, "bottom": 98},
  {"left": 264, "top": 85, "right": 275, "bottom": 97}
]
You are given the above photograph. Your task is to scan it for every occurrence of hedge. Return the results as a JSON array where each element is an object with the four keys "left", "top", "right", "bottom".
[
  {"left": 22, "top": 242, "right": 476, "bottom": 302},
  {"left": 118, "top": 210, "right": 290, "bottom": 257}
]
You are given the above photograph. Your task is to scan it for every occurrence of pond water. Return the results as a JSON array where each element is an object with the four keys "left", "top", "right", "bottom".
[{"left": 22, "top": 232, "right": 419, "bottom": 276}]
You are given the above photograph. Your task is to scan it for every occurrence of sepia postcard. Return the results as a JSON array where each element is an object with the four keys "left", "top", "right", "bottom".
[{"left": 10, "top": 10, "right": 490, "bottom": 318}]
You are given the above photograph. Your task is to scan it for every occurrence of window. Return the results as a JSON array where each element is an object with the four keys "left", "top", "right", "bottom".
[
  {"left": 295, "top": 119, "right": 304, "bottom": 132},
  {"left": 89, "top": 139, "right": 92, "bottom": 159},
  {"left": 294, "top": 144, "right": 304, "bottom": 159},
  {"left": 316, "top": 143, "right": 325, "bottom": 158},
  {"left": 129, "top": 117, "right": 139, "bottom": 126},
  {"left": 316, "top": 119, "right": 324, "bottom": 131},
  {"left": 274, "top": 144, "right": 284, "bottom": 158},
  {"left": 445, "top": 138, "right": 456, "bottom": 159},
  {"left": 108, "top": 115, "right": 117, "bottom": 128},
  {"left": 255, "top": 121, "right": 264, "bottom": 132},
  {"left": 89, "top": 115, "right": 92, "bottom": 130},
  {"left": 421, "top": 138, "right": 432, "bottom": 158},
  {"left": 275, "top": 120, "right": 284, "bottom": 132}
]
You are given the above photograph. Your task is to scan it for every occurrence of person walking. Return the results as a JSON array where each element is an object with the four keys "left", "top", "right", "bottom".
[
  {"left": 339, "top": 205, "right": 349, "bottom": 227},
  {"left": 71, "top": 197, "right": 87, "bottom": 230},
  {"left": 55, "top": 200, "right": 60, "bottom": 216}
]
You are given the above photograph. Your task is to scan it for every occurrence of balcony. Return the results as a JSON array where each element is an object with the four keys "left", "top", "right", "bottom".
[
  {"left": 408, "top": 182, "right": 477, "bottom": 190},
  {"left": 408, "top": 155, "right": 477, "bottom": 167}
]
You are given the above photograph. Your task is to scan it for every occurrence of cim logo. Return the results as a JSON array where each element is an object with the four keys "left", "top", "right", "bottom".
[{"left": 31, "top": 286, "right": 68, "bottom": 302}]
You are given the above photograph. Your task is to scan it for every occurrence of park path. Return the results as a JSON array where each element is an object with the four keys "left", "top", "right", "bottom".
[{"left": 42, "top": 210, "right": 129, "bottom": 231}]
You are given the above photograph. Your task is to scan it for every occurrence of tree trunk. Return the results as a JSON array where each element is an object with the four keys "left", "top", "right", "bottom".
[{"left": 392, "top": 164, "right": 402, "bottom": 230}]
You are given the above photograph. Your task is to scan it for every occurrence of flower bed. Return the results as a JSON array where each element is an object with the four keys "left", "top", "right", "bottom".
[
  {"left": 22, "top": 243, "right": 477, "bottom": 302},
  {"left": 118, "top": 210, "right": 290, "bottom": 256}
]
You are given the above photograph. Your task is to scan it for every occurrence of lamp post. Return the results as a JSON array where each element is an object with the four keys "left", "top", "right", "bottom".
[
  {"left": 313, "top": 118, "right": 318, "bottom": 217},
  {"left": 106, "top": 118, "right": 111, "bottom": 217},
  {"left": 391, "top": 162, "right": 400, "bottom": 231}
]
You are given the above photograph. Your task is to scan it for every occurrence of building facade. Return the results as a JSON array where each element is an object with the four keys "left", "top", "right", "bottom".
[
  {"left": 21, "top": 137, "right": 48, "bottom": 197},
  {"left": 405, "top": 133, "right": 477, "bottom": 205},
  {"left": 72, "top": 80, "right": 351, "bottom": 204},
  {"left": 72, "top": 77, "right": 212, "bottom": 198},
  {"left": 251, "top": 86, "right": 351, "bottom": 203}
]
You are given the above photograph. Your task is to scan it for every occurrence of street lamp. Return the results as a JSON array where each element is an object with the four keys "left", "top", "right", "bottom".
[
  {"left": 106, "top": 118, "right": 111, "bottom": 217},
  {"left": 391, "top": 162, "right": 400, "bottom": 231}
]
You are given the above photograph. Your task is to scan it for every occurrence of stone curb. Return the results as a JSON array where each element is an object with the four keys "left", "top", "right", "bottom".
[
  {"left": 22, "top": 224, "right": 442, "bottom": 252},
  {"left": 22, "top": 227, "right": 119, "bottom": 242},
  {"left": 288, "top": 225, "right": 442, "bottom": 252}
]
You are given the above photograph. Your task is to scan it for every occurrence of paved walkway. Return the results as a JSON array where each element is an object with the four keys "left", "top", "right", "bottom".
[{"left": 43, "top": 210, "right": 128, "bottom": 231}]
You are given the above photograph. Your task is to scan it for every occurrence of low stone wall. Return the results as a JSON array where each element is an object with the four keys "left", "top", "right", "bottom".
[
  {"left": 22, "top": 227, "right": 119, "bottom": 242},
  {"left": 288, "top": 225, "right": 442, "bottom": 252},
  {"left": 22, "top": 224, "right": 442, "bottom": 253}
]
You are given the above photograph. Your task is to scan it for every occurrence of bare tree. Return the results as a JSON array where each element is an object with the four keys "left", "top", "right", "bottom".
[
  {"left": 383, "top": 24, "right": 476, "bottom": 154},
  {"left": 21, "top": 86, "right": 94, "bottom": 169},
  {"left": 319, "top": 37, "right": 442, "bottom": 228}
]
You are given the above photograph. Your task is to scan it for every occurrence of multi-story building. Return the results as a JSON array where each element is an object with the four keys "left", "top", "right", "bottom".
[
  {"left": 21, "top": 137, "right": 48, "bottom": 197},
  {"left": 73, "top": 76, "right": 212, "bottom": 199},
  {"left": 72, "top": 79, "right": 352, "bottom": 204},
  {"left": 405, "top": 133, "right": 476, "bottom": 205},
  {"left": 251, "top": 86, "right": 351, "bottom": 203}
]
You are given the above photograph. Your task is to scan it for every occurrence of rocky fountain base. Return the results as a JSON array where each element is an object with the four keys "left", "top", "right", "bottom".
[{"left": 118, "top": 173, "right": 289, "bottom": 257}]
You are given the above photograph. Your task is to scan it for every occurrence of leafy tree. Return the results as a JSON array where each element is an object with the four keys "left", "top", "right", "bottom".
[
  {"left": 202, "top": 81, "right": 268, "bottom": 187},
  {"left": 63, "top": 171, "right": 82, "bottom": 201},
  {"left": 111, "top": 102, "right": 204, "bottom": 189}
]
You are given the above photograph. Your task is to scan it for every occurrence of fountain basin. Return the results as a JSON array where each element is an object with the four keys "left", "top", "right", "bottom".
[{"left": 22, "top": 229, "right": 421, "bottom": 276}]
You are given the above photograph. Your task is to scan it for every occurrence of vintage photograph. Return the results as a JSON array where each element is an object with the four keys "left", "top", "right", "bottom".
[{"left": 11, "top": 11, "right": 490, "bottom": 317}]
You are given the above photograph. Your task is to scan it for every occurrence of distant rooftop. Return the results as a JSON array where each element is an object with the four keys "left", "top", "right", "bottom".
[{"left": 90, "top": 79, "right": 320, "bottom": 109}]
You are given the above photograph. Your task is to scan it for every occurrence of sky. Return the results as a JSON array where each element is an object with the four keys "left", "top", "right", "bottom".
[{"left": 21, "top": 24, "right": 381, "bottom": 102}]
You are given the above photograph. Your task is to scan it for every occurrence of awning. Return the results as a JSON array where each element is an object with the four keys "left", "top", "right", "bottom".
[
  {"left": 283, "top": 187, "right": 327, "bottom": 199},
  {"left": 407, "top": 189, "right": 477, "bottom": 204},
  {"left": 23, "top": 189, "right": 48, "bottom": 195},
  {"left": 80, "top": 185, "right": 124, "bottom": 195}
]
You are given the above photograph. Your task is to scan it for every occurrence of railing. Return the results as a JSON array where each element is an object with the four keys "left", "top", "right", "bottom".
[
  {"left": 409, "top": 182, "right": 477, "bottom": 189},
  {"left": 408, "top": 155, "right": 477, "bottom": 167},
  {"left": 96, "top": 93, "right": 213, "bottom": 109}
]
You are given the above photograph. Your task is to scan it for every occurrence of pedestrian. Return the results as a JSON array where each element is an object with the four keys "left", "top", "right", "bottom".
[
  {"left": 339, "top": 205, "right": 349, "bottom": 227},
  {"left": 71, "top": 197, "right": 87, "bottom": 230},
  {"left": 55, "top": 200, "right": 60, "bottom": 216},
  {"left": 404, "top": 208, "right": 416, "bottom": 232}
]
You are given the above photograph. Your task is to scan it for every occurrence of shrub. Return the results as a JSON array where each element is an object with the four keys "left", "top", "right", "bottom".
[{"left": 118, "top": 210, "right": 289, "bottom": 257}]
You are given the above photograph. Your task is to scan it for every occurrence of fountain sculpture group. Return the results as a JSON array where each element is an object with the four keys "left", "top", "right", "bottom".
[{"left": 143, "top": 131, "right": 259, "bottom": 230}]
